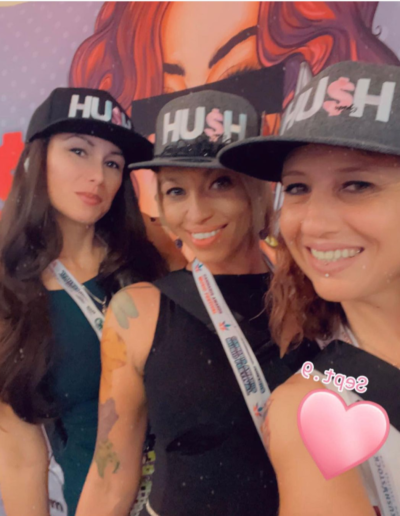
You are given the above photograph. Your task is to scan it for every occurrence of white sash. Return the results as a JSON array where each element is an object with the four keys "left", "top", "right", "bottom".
[
  {"left": 48, "top": 260, "right": 104, "bottom": 339},
  {"left": 50, "top": 260, "right": 154, "bottom": 515},
  {"left": 192, "top": 258, "right": 271, "bottom": 441}
]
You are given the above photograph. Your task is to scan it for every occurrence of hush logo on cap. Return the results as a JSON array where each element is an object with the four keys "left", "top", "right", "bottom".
[
  {"left": 281, "top": 75, "right": 396, "bottom": 134},
  {"left": 68, "top": 94, "right": 132, "bottom": 129},
  {"left": 162, "top": 107, "right": 248, "bottom": 145}
]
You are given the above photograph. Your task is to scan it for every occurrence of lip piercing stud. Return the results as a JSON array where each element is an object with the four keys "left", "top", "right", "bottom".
[{"left": 325, "top": 273, "right": 330, "bottom": 278}]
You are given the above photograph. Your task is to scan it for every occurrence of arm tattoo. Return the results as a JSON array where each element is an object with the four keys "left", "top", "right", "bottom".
[
  {"left": 95, "top": 327, "right": 128, "bottom": 478},
  {"left": 100, "top": 326, "right": 128, "bottom": 404},
  {"left": 110, "top": 290, "right": 139, "bottom": 329},
  {"left": 95, "top": 398, "right": 120, "bottom": 478}
]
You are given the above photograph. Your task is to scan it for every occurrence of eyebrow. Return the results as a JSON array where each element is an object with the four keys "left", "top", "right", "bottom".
[
  {"left": 159, "top": 175, "right": 181, "bottom": 184},
  {"left": 64, "top": 133, "right": 95, "bottom": 146},
  {"left": 209, "top": 26, "right": 257, "bottom": 68},
  {"left": 281, "top": 170, "right": 306, "bottom": 179},
  {"left": 163, "top": 62, "right": 185, "bottom": 76},
  {"left": 162, "top": 26, "right": 258, "bottom": 77},
  {"left": 64, "top": 133, "right": 124, "bottom": 156},
  {"left": 159, "top": 169, "right": 215, "bottom": 183},
  {"left": 282, "top": 165, "right": 376, "bottom": 179},
  {"left": 336, "top": 165, "right": 375, "bottom": 173}
]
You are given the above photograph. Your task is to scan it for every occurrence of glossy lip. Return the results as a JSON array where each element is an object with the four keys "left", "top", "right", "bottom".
[
  {"left": 186, "top": 224, "right": 227, "bottom": 248},
  {"left": 76, "top": 192, "right": 102, "bottom": 206},
  {"left": 305, "top": 246, "right": 364, "bottom": 275}
]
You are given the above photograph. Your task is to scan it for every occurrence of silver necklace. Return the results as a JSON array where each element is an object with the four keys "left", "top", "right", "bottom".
[{"left": 82, "top": 285, "right": 107, "bottom": 315}]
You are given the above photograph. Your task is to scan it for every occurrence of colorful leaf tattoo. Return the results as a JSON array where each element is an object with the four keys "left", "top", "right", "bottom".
[
  {"left": 100, "top": 325, "right": 127, "bottom": 404},
  {"left": 95, "top": 398, "right": 121, "bottom": 478},
  {"left": 110, "top": 290, "right": 139, "bottom": 329}
]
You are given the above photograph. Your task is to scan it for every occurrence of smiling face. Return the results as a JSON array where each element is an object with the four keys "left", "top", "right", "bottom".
[
  {"left": 280, "top": 144, "right": 400, "bottom": 303},
  {"left": 161, "top": 2, "right": 261, "bottom": 92},
  {"left": 158, "top": 166, "right": 256, "bottom": 266},
  {"left": 46, "top": 133, "right": 125, "bottom": 226}
]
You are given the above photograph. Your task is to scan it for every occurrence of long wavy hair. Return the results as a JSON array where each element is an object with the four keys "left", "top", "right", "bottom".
[
  {"left": 267, "top": 232, "right": 345, "bottom": 355},
  {"left": 0, "top": 138, "right": 167, "bottom": 424},
  {"left": 69, "top": 2, "right": 400, "bottom": 112}
]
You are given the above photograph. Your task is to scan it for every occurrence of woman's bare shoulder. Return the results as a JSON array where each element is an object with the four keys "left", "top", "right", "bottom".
[
  {"left": 105, "top": 282, "right": 161, "bottom": 372},
  {"left": 262, "top": 374, "right": 326, "bottom": 456},
  {"left": 108, "top": 282, "right": 160, "bottom": 327}
]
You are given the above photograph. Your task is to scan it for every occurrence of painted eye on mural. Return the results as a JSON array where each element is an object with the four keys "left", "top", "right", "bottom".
[{"left": 218, "top": 64, "right": 259, "bottom": 82}]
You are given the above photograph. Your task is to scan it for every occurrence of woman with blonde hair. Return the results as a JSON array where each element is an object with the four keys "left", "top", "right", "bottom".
[{"left": 77, "top": 90, "right": 319, "bottom": 516}]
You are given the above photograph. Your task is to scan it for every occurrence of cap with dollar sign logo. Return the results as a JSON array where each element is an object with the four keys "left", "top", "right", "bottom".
[
  {"left": 128, "top": 90, "right": 259, "bottom": 171},
  {"left": 219, "top": 61, "right": 400, "bottom": 181}
]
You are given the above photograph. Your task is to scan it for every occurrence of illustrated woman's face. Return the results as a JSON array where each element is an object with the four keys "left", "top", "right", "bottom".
[
  {"left": 280, "top": 144, "right": 400, "bottom": 304},
  {"left": 161, "top": 2, "right": 261, "bottom": 92},
  {"left": 158, "top": 167, "right": 254, "bottom": 266},
  {"left": 47, "top": 133, "right": 125, "bottom": 226}
]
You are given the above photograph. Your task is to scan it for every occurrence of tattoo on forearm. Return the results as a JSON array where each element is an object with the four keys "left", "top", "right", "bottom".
[
  {"left": 100, "top": 326, "right": 128, "bottom": 403},
  {"left": 98, "top": 398, "right": 119, "bottom": 442},
  {"left": 95, "top": 398, "right": 121, "bottom": 478},
  {"left": 95, "top": 439, "right": 120, "bottom": 478},
  {"left": 110, "top": 290, "right": 139, "bottom": 329}
]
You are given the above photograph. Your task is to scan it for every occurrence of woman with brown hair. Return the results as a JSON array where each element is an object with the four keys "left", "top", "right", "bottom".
[
  {"left": 0, "top": 87, "right": 166, "bottom": 515},
  {"left": 219, "top": 61, "right": 400, "bottom": 515}
]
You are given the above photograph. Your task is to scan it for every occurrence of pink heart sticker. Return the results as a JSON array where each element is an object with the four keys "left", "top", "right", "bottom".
[{"left": 298, "top": 389, "right": 390, "bottom": 479}]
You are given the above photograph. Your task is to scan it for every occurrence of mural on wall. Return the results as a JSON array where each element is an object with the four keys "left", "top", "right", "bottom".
[
  {"left": 2, "top": 1, "right": 400, "bottom": 222},
  {"left": 67, "top": 1, "right": 400, "bottom": 220},
  {"left": 69, "top": 2, "right": 400, "bottom": 109}
]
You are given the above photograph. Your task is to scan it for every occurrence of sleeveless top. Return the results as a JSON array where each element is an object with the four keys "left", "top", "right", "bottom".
[
  {"left": 144, "top": 270, "right": 320, "bottom": 516},
  {"left": 46, "top": 276, "right": 105, "bottom": 516}
]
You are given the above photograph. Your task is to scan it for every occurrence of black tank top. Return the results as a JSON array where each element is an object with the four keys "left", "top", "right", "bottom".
[{"left": 144, "top": 270, "right": 319, "bottom": 516}]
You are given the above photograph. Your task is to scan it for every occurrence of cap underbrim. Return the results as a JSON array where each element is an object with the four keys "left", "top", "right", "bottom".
[
  {"left": 128, "top": 156, "right": 224, "bottom": 172},
  {"left": 30, "top": 118, "right": 153, "bottom": 166},
  {"left": 218, "top": 135, "right": 400, "bottom": 182}
]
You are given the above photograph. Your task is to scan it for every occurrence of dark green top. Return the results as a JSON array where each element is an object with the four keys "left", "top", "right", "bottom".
[{"left": 46, "top": 277, "right": 105, "bottom": 516}]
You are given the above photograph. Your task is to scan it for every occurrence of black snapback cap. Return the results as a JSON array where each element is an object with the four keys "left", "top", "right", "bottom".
[
  {"left": 218, "top": 61, "right": 400, "bottom": 181},
  {"left": 129, "top": 89, "right": 259, "bottom": 171},
  {"left": 26, "top": 87, "right": 153, "bottom": 165}
]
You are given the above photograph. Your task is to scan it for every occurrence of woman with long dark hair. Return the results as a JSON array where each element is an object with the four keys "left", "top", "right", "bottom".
[
  {"left": 219, "top": 61, "right": 400, "bottom": 515},
  {"left": 0, "top": 87, "right": 166, "bottom": 516}
]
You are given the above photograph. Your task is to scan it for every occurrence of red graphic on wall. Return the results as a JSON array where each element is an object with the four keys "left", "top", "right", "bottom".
[{"left": 0, "top": 132, "right": 24, "bottom": 214}]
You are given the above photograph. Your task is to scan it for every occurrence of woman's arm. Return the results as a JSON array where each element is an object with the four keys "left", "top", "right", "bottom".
[
  {"left": 76, "top": 283, "right": 160, "bottom": 516},
  {"left": 263, "top": 375, "right": 376, "bottom": 516},
  {"left": 0, "top": 402, "right": 49, "bottom": 516}
]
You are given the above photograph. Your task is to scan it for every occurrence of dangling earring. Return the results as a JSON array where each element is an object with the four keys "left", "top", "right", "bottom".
[
  {"left": 175, "top": 238, "right": 183, "bottom": 249},
  {"left": 259, "top": 229, "right": 278, "bottom": 248},
  {"left": 264, "top": 235, "right": 278, "bottom": 248}
]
